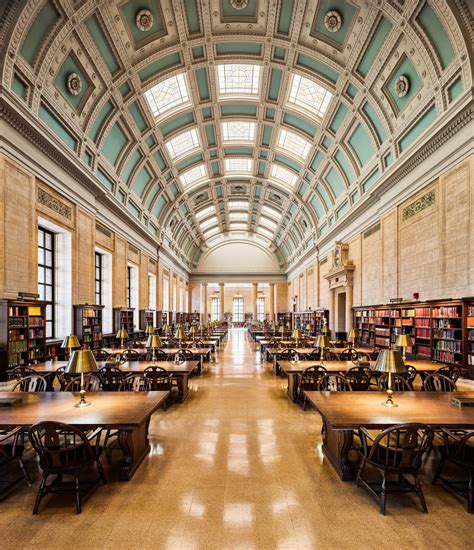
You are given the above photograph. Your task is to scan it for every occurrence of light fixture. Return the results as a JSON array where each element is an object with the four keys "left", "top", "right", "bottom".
[
  {"left": 65, "top": 350, "right": 98, "bottom": 408},
  {"left": 348, "top": 328, "right": 359, "bottom": 348},
  {"left": 315, "top": 335, "right": 330, "bottom": 365},
  {"left": 292, "top": 329, "right": 303, "bottom": 348},
  {"left": 175, "top": 327, "right": 186, "bottom": 341},
  {"left": 322, "top": 324, "right": 331, "bottom": 336},
  {"left": 306, "top": 323, "right": 312, "bottom": 335},
  {"left": 146, "top": 335, "right": 162, "bottom": 361},
  {"left": 61, "top": 335, "right": 80, "bottom": 359},
  {"left": 374, "top": 349, "right": 407, "bottom": 408},
  {"left": 395, "top": 334, "right": 413, "bottom": 362},
  {"left": 116, "top": 326, "right": 128, "bottom": 348},
  {"left": 146, "top": 325, "right": 154, "bottom": 335},
  {"left": 163, "top": 324, "right": 171, "bottom": 336}
]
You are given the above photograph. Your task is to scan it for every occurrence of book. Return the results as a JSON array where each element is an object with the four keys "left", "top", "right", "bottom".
[{"left": 451, "top": 397, "right": 474, "bottom": 408}]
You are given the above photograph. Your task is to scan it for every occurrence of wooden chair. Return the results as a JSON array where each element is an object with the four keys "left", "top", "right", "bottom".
[
  {"left": 122, "top": 349, "right": 140, "bottom": 362},
  {"left": 377, "top": 373, "right": 412, "bottom": 392},
  {"left": 118, "top": 373, "right": 149, "bottom": 392},
  {"left": 323, "top": 351, "right": 340, "bottom": 361},
  {"left": 432, "top": 429, "right": 474, "bottom": 513},
  {"left": 0, "top": 426, "right": 32, "bottom": 495},
  {"left": 297, "top": 365, "right": 328, "bottom": 410},
  {"left": 434, "top": 365, "right": 461, "bottom": 383},
  {"left": 169, "top": 348, "right": 194, "bottom": 364},
  {"left": 346, "top": 366, "right": 372, "bottom": 391},
  {"left": 304, "top": 349, "right": 321, "bottom": 361},
  {"left": 339, "top": 348, "right": 358, "bottom": 361},
  {"left": 63, "top": 374, "right": 101, "bottom": 392},
  {"left": 97, "top": 365, "right": 126, "bottom": 391},
  {"left": 9, "top": 365, "right": 38, "bottom": 380},
  {"left": 317, "top": 374, "right": 352, "bottom": 392},
  {"left": 422, "top": 373, "right": 457, "bottom": 392},
  {"left": 404, "top": 365, "right": 418, "bottom": 389},
  {"left": 143, "top": 366, "right": 173, "bottom": 392},
  {"left": 28, "top": 421, "right": 107, "bottom": 514},
  {"left": 356, "top": 352, "right": 372, "bottom": 363},
  {"left": 11, "top": 375, "right": 47, "bottom": 392},
  {"left": 93, "top": 349, "right": 110, "bottom": 361},
  {"left": 356, "top": 423, "right": 434, "bottom": 514}
]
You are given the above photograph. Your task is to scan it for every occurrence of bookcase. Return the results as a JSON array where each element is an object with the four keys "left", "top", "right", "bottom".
[
  {"left": 139, "top": 309, "right": 154, "bottom": 330},
  {"left": 292, "top": 310, "right": 330, "bottom": 334},
  {"left": 354, "top": 299, "right": 472, "bottom": 368},
  {"left": 277, "top": 312, "right": 292, "bottom": 328},
  {"left": 74, "top": 304, "right": 103, "bottom": 350},
  {"left": 113, "top": 307, "right": 134, "bottom": 336},
  {"left": 0, "top": 299, "right": 48, "bottom": 378}
]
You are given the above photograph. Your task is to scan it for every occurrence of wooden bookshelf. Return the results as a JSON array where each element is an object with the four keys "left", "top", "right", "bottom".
[
  {"left": 0, "top": 299, "right": 48, "bottom": 378},
  {"left": 292, "top": 310, "right": 329, "bottom": 335},
  {"left": 277, "top": 312, "right": 292, "bottom": 328},
  {"left": 113, "top": 307, "right": 134, "bottom": 336},
  {"left": 139, "top": 309, "right": 154, "bottom": 330},
  {"left": 465, "top": 298, "right": 474, "bottom": 369},
  {"left": 354, "top": 308, "right": 375, "bottom": 346},
  {"left": 74, "top": 304, "right": 103, "bottom": 350}
]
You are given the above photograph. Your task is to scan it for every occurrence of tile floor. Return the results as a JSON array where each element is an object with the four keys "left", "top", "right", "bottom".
[{"left": 1, "top": 329, "right": 472, "bottom": 549}]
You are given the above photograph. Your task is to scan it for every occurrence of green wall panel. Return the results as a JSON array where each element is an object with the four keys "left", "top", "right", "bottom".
[
  {"left": 357, "top": 17, "right": 392, "bottom": 77},
  {"left": 21, "top": 1, "right": 59, "bottom": 65}
]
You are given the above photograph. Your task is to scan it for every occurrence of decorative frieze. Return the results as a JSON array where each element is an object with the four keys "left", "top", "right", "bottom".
[
  {"left": 37, "top": 187, "right": 72, "bottom": 219},
  {"left": 95, "top": 222, "right": 112, "bottom": 238},
  {"left": 402, "top": 190, "right": 436, "bottom": 221},
  {"left": 363, "top": 222, "right": 381, "bottom": 239}
]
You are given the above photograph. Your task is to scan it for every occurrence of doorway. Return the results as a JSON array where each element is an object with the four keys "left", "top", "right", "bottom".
[{"left": 337, "top": 292, "right": 346, "bottom": 338}]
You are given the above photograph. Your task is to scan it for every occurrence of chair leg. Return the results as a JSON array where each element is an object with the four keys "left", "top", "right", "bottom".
[
  {"left": 380, "top": 472, "right": 387, "bottom": 515},
  {"left": 17, "top": 457, "right": 32, "bottom": 485},
  {"left": 33, "top": 474, "right": 47, "bottom": 515},
  {"left": 414, "top": 474, "right": 428, "bottom": 513},
  {"left": 468, "top": 473, "right": 473, "bottom": 514},
  {"left": 97, "top": 459, "right": 107, "bottom": 486},
  {"left": 75, "top": 474, "right": 81, "bottom": 514},
  {"left": 432, "top": 456, "right": 445, "bottom": 485},
  {"left": 355, "top": 457, "right": 365, "bottom": 487}
]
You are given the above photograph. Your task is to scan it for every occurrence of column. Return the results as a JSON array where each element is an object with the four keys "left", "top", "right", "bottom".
[
  {"left": 219, "top": 282, "right": 224, "bottom": 321},
  {"left": 330, "top": 288, "right": 336, "bottom": 334},
  {"left": 201, "top": 283, "right": 208, "bottom": 323},
  {"left": 269, "top": 283, "right": 275, "bottom": 322},
  {"left": 345, "top": 284, "right": 353, "bottom": 333},
  {"left": 252, "top": 282, "right": 258, "bottom": 322}
]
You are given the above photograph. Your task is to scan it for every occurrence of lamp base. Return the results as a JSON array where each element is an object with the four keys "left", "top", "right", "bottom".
[
  {"left": 75, "top": 400, "right": 91, "bottom": 408},
  {"left": 381, "top": 400, "right": 399, "bottom": 408}
]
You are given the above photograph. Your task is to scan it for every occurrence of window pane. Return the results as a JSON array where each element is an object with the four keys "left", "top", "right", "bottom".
[
  {"left": 45, "top": 268, "right": 52, "bottom": 285},
  {"left": 38, "top": 267, "right": 44, "bottom": 284},
  {"left": 45, "top": 232, "right": 52, "bottom": 249},
  {"left": 38, "top": 229, "right": 44, "bottom": 247},
  {"left": 45, "top": 250, "right": 53, "bottom": 266},
  {"left": 38, "top": 248, "right": 45, "bottom": 265},
  {"left": 45, "top": 286, "right": 52, "bottom": 302},
  {"left": 38, "top": 286, "right": 45, "bottom": 300}
]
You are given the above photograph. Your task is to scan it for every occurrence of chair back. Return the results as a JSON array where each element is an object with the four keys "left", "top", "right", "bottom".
[
  {"left": 12, "top": 375, "right": 47, "bottom": 392},
  {"left": 317, "top": 373, "right": 352, "bottom": 392},
  {"left": 122, "top": 349, "right": 140, "bottom": 361},
  {"left": 339, "top": 348, "right": 358, "bottom": 361},
  {"left": 299, "top": 365, "right": 328, "bottom": 392},
  {"left": 356, "top": 352, "right": 372, "bottom": 363},
  {"left": 434, "top": 366, "right": 461, "bottom": 383},
  {"left": 28, "top": 421, "right": 96, "bottom": 471},
  {"left": 93, "top": 349, "right": 110, "bottom": 361},
  {"left": 11, "top": 366, "right": 38, "bottom": 380},
  {"left": 422, "top": 373, "right": 457, "bottom": 392},
  {"left": 378, "top": 373, "right": 411, "bottom": 392},
  {"left": 143, "top": 366, "right": 172, "bottom": 391},
  {"left": 363, "top": 423, "right": 434, "bottom": 470},
  {"left": 170, "top": 348, "right": 193, "bottom": 363},
  {"left": 98, "top": 365, "right": 125, "bottom": 391},
  {"left": 447, "top": 430, "right": 474, "bottom": 467},
  {"left": 63, "top": 374, "right": 101, "bottom": 392},
  {"left": 118, "top": 374, "right": 149, "bottom": 392},
  {"left": 304, "top": 349, "right": 321, "bottom": 361},
  {"left": 323, "top": 351, "right": 340, "bottom": 361},
  {"left": 346, "top": 366, "right": 372, "bottom": 391},
  {"left": 279, "top": 348, "right": 299, "bottom": 361}
]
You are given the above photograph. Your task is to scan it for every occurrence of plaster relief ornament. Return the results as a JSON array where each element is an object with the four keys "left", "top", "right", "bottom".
[
  {"left": 136, "top": 9, "right": 153, "bottom": 31},
  {"left": 324, "top": 10, "right": 342, "bottom": 32},
  {"left": 67, "top": 73, "right": 82, "bottom": 95},
  {"left": 395, "top": 75, "right": 410, "bottom": 97},
  {"left": 230, "top": 0, "right": 249, "bottom": 9}
]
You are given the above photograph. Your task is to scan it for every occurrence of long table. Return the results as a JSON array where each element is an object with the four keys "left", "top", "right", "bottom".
[
  {"left": 0, "top": 391, "right": 169, "bottom": 480},
  {"left": 304, "top": 391, "right": 474, "bottom": 481}
]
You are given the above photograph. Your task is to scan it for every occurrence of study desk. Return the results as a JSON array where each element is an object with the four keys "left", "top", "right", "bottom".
[
  {"left": 304, "top": 391, "right": 474, "bottom": 481},
  {"left": 0, "top": 391, "right": 169, "bottom": 480},
  {"left": 161, "top": 348, "right": 211, "bottom": 374}
]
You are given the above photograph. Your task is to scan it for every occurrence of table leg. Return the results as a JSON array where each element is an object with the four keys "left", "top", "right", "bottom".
[
  {"left": 320, "top": 419, "right": 354, "bottom": 481},
  {"left": 117, "top": 421, "right": 150, "bottom": 481},
  {"left": 176, "top": 374, "right": 189, "bottom": 403},
  {"left": 287, "top": 373, "right": 298, "bottom": 402}
]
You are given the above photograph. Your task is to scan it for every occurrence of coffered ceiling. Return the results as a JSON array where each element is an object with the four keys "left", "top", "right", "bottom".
[{"left": 0, "top": 0, "right": 471, "bottom": 271}]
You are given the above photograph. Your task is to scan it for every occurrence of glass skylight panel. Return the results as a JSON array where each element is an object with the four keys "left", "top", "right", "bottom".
[
  {"left": 230, "top": 223, "right": 247, "bottom": 230},
  {"left": 196, "top": 205, "right": 215, "bottom": 219},
  {"left": 224, "top": 158, "right": 253, "bottom": 173},
  {"left": 200, "top": 216, "right": 218, "bottom": 229},
  {"left": 229, "top": 212, "right": 248, "bottom": 221},
  {"left": 277, "top": 129, "right": 311, "bottom": 161},
  {"left": 270, "top": 164, "right": 298, "bottom": 187},
  {"left": 144, "top": 73, "right": 191, "bottom": 118},
  {"left": 217, "top": 64, "right": 261, "bottom": 97},
  {"left": 179, "top": 164, "right": 207, "bottom": 188},
  {"left": 222, "top": 121, "right": 256, "bottom": 143},
  {"left": 228, "top": 201, "right": 249, "bottom": 209},
  {"left": 260, "top": 217, "right": 278, "bottom": 230},
  {"left": 262, "top": 205, "right": 280, "bottom": 218},
  {"left": 258, "top": 226, "right": 274, "bottom": 239},
  {"left": 288, "top": 74, "right": 333, "bottom": 118},
  {"left": 203, "top": 227, "right": 219, "bottom": 238},
  {"left": 165, "top": 129, "right": 200, "bottom": 159}
]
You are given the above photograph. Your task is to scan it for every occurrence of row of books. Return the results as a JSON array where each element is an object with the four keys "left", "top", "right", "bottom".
[
  {"left": 433, "top": 340, "right": 462, "bottom": 352},
  {"left": 432, "top": 306, "right": 461, "bottom": 318}
]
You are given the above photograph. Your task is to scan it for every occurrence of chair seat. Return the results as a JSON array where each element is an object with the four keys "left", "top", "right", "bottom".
[
  {"left": 439, "top": 443, "right": 474, "bottom": 469},
  {"left": 42, "top": 445, "right": 103, "bottom": 473},
  {"left": 364, "top": 445, "right": 422, "bottom": 471}
]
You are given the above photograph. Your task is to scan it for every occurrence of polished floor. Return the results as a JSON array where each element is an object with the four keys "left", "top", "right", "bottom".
[{"left": 2, "top": 329, "right": 472, "bottom": 549}]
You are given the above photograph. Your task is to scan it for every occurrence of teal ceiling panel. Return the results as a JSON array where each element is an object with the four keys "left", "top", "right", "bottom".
[
  {"left": 132, "top": 166, "right": 152, "bottom": 197},
  {"left": 321, "top": 136, "right": 332, "bottom": 150},
  {"left": 20, "top": 0, "right": 59, "bottom": 65},
  {"left": 192, "top": 46, "right": 204, "bottom": 60},
  {"left": 85, "top": 14, "right": 120, "bottom": 75},
  {"left": 102, "top": 122, "right": 128, "bottom": 166},
  {"left": 310, "top": 151, "right": 323, "bottom": 171},
  {"left": 417, "top": 4, "right": 454, "bottom": 69},
  {"left": 128, "top": 101, "right": 148, "bottom": 132},
  {"left": 361, "top": 168, "right": 380, "bottom": 193},
  {"left": 176, "top": 154, "right": 204, "bottom": 172},
  {"left": 268, "top": 69, "right": 282, "bottom": 101},
  {"left": 127, "top": 200, "right": 141, "bottom": 218},
  {"left": 316, "top": 182, "right": 333, "bottom": 207},
  {"left": 121, "top": 149, "right": 143, "bottom": 183},
  {"left": 334, "top": 150, "right": 356, "bottom": 184},
  {"left": 54, "top": 53, "right": 91, "bottom": 110},
  {"left": 224, "top": 147, "right": 253, "bottom": 155},
  {"left": 385, "top": 55, "right": 422, "bottom": 113},
  {"left": 138, "top": 53, "right": 181, "bottom": 82},
  {"left": 202, "top": 107, "right": 213, "bottom": 119},
  {"left": 282, "top": 113, "right": 317, "bottom": 137},
  {"left": 313, "top": 0, "right": 357, "bottom": 46},
  {"left": 325, "top": 167, "right": 346, "bottom": 197},
  {"left": 96, "top": 167, "right": 115, "bottom": 192},
  {"left": 384, "top": 151, "right": 393, "bottom": 168},
  {"left": 119, "top": 82, "right": 131, "bottom": 97},
  {"left": 222, "top": 0, "right": 257, "bottom": 18},
  {"left": 12, "top": 75, "right": 27, "bottom": 100},
  {"left": 362, "top": 101, "right": 387, "bottom": 142},
  {"left": 211, "top": 161, "right": 220, "bottom": 176},
  {"left": 220, "top": 104, "right": 257, "bottom": 117},
  {"left": 348, "top": 124, "right": 374, "bottom": 166},
  {"left": 120, "top": 0, "right": 166, "bottom": 46},
  {"left": 39, "top": 104, "right": 77, "bottom": 151},
  {"left": 277, "top": 0, "right": 294, "bottom": 35},
  {"left": 89, "top": 100, "right": 114, "bottom": 143},
  {"left": 144, "top": 187, "right": 160, "bottom": 210},
  {"left": 265, "top": 108, "right": 276, "bottom": 120},
  {"left": 262, "top": 125, "right": 272, "bottom": 146},
  {"left": 336, "top": 200, "right": 349, "bottom": 219},
  {"left": 329, "top": 103, "right": 348, "bottom": 134},
  {"left": 274, "top": 154, "right": 302, "bottom": 173},
  {"left": 297, "top": 54, "right": 339, "bottom": 83},
  {"left": 159, "top": 112, "right": 195, "bottom": 137},
  {"left": 273, "top": 47, "right": 286, "bottom": 60},
  {"left": 183, "top": 0, "right": 201, "bottom": 34},
  {"left": 153, "top": 150, "right": 167, "bottom": 171},
  {"left": 357, "top": 17, "right": 392, "bottom": 77},
  {"left": 298, "top": 182, "right": 309, "bottom": 197},
  {"left": 398, "top": 104, "right": 436, "bottom": 152},
  {"left": 346, "top": 83, "right": 358, "bottom": 99},
  {"left": 152, "top": 195, "right": 167, "bottom": 218},
  {"left": 216, "top": 43, "right": 262, "bottom": 56},
  {"left": 448, "top": 77, "right": 463, "bottom": 103},
  {"left": 205, "top": 125, "right": 216, "bottom": 146},
  {"left": 195, "top": 68, "right": 210, "bottom": 101}
]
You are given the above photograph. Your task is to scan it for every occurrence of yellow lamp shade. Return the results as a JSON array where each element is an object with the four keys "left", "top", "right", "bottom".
[
  {"left": 164, "top": 324, "right": 171, "bottom": 332},
  {"left": 279, "top": 325, "right": 285, "bottom": 335},
  {"left": 65, "top": 349, "right": 98, "bottom": 374},
  {"left": 61, "top": 335, "right": 80, "bottom": 349},
  {"left": 306, "top": 324, "right": 312, "bottom": 332},
  {"left": 315, "top": 335, "right": 330, "bottom": 349},
  {"left": 395, "top": 334, "right": 413, "bottom": 348},
  {"left": 348, "top": 328, "right": 359, "bottom": 341},
  {"left": 322, "top": 325, "right": 330, "bottom": 335},
  {"left": 292, "top": 329, "right": 303, "bottom": 340},
  {"left": 146, "top": 335, "right": 162, "bottom": 349},
  {"left": 175, "top": 327, "right": 186, "bottom": 340},
  {"left": 190, "top": 326, "right": 198, "bottom": 336},
  {"left": 198, "top": 324, "right": 205, "bottom": 333},
  {"left": 374, "top": 349, "right": 407, "bottom": 374},
  {"left": 145, "top": 325, "right": 154, "bottom": 335},
  {"left": 116, "top": 327, "right": 129, "bottom": 340}
]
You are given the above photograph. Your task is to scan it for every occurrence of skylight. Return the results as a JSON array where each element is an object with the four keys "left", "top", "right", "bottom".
[
  {"left": 217, "top": 64, "right": 261, "bottom": 97},
  {"left": 222, "top": 121, "right": 256, "bottom": 143},
  {"left": 258, "top": 226, "right": 274, "bottom": 239},
  {"left": 277, "top": 129, "right": 312, "bottom": 161},
  {"left": 260, "top": 217, "right": 278, "bottom": 230},
  {"left": 200, "top": 216, "right": 217, "bottom": 229},
  {"left": 229, "top": 201, "right": 249, "bottom": 209},
  {"left": 224, "top": 158, "right": 253, "bottom": 173},
  {"left": 229, "top": 212, "right": 248, "bottom": 221},
  {"left": 144, "top": 73, "right": 191, "bottom": 118},
  {"left": 262, "top": 205, "right": 280, "bottom": 218},
  {"left": 196, "top": 205, "right": 215, "bottom": 219},
  {"left": 165, "top": 129, "right": 200, "bottom": 159},
  {"left": 179, "top": 164, "right": 207, "bottom": 188},
  {"left": 288, "top": 74, "right": 333, "bottom": 118},
  {"left": 270, "top": 164, "right": 298, "bottom": 187},
  {"left": 230, "top": 223, "right": 247, "bottom": 230}
]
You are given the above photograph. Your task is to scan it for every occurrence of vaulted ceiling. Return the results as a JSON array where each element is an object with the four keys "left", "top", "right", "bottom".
[{"left": 0, "top": 0, "right": 472, "bottom": 272}]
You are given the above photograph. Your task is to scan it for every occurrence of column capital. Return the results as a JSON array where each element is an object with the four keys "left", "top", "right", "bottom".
[
  {"left": 252, "top": 282, "right": 258, "bottom": 287},
  {"left": 202, "top": 282, "right": 208, "bottom": 287},
  {"left": 218, "top": 282, "right": 224, "bottom": 287},
  {"left": 269, "top": 282, "right": 275, "bottom": 287}
]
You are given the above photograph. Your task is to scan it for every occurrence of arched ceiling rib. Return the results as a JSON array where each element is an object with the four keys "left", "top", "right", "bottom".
[{"left": 1, "top": 0, "right": 471, "bottom": 271}]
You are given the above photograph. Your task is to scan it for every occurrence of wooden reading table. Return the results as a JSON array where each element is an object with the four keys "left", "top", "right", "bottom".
[
  {"left": 304, "top": 391, "right": 474, "bottom": 481},
  {"left": 0, "top": 391, "right": 169, "bottom": 480}
]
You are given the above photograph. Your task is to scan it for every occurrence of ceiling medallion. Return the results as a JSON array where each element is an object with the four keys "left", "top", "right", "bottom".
[
  {"left": 324, "top": 10, "right": 342, "bottom": 32},
  {"left": 395, "top": 75, "right": 410, "bottom": 97},
  {"left": 136, "top": 9, "right": 153, "bottom": 31},
  {"left": 230, "top": 0, "right": 249, "bottom": 10},
  {"left": 67, "top": 73, "right": 82, "bottom": 95}
]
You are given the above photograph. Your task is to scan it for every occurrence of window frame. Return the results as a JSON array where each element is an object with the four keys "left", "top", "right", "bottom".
[
  {"left": 127, "top": 265, "right": 132, "bottom": 309},
  {"left": 38, "top": 226, "right": 55, "bottom": 339},
  {"left": 233, "top": 296, "right": 244, "bottom": 323},
  {"left": 95, "top": 251, "right": 102, "bottom": 305},
  {"left": 257, "top": 296, "right": 265, "bottom": 322}
]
